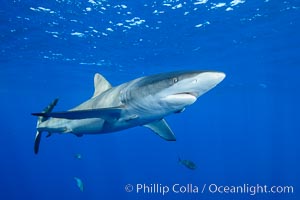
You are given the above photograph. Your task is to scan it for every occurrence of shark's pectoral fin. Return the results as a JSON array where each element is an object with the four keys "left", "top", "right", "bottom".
[
  {"left": 32, "top": 106, "right": 124, "bottom": 121},
  {"left": 143, "top": 119, "right": 176, "bottom": 141}
]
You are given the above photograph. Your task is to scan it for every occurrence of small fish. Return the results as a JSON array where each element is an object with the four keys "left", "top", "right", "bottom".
[
  {"left": 178, "top": 157, "right": 197, "bottom": 170},
  {"left": 74, "top": 153, "right": 82, "bottom": 159},
  {"left": 74, "top": 177, "right": 84, "bottom": 192}
]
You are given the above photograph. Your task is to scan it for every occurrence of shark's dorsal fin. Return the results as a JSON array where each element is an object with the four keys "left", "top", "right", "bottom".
[
  {"left": 92, "top": 73, "right": 112, "bottom": 98},
  {"left": 143, "top": 119, "right": 176, "bottom": 141}
]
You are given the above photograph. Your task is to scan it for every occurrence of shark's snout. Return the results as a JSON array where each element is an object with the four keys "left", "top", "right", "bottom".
[
  {"left": 212, "top": 72, "right": 226, "bottom": 83},
  {"left": 191, "top": 71, "right": 225, "bottom": 97},
  {"left": 196, "top": 71, "right": 226, "bottom": 84}
]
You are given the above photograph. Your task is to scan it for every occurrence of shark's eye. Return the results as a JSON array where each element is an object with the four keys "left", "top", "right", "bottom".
[{"left": 173, "top": 77, "right": 178, "bottom": 83}]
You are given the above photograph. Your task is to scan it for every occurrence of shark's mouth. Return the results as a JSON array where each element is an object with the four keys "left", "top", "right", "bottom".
[
  {"left": 162, "top": 92, "right": 197, "bottom": 105},
  {"left": 174, "top": 92, "right": 197, "bottom": 98}
]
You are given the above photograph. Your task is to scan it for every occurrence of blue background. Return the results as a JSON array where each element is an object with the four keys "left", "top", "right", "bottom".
[{"left": 0, "top": 0, "right": 299, "bottom": 199}]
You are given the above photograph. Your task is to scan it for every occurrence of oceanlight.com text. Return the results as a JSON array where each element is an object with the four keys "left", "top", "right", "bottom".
[{"left": 206, "top": 183, "right": 294, "bottom": 196}]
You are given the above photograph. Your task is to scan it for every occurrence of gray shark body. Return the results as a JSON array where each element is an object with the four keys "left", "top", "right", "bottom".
[{"left": 32, "top": 70, "right": 225, "bottom": 154}]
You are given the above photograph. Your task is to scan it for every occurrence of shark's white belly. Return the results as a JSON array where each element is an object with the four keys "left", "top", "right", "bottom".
[{"left": 39, "top": 98, "right": 171, "bottom": 135}]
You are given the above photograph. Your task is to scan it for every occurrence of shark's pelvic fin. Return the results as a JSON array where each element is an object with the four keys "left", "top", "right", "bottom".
[
  {"left": 32, "top": 106, "right": 124, "bottom": 121},
  {"left": 34, "top": 98, "right": 59, "bottom": 154},
  {"left": 92, "top": 73, "right": 112, "bottom": 98},
  {"left": 144, "top": 119, "right": 176, "bottom": 141}
]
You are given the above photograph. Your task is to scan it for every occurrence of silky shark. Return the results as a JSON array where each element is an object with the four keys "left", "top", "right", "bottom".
[{"left": 32, "top": 70, "right": 225, "bottom": 154}]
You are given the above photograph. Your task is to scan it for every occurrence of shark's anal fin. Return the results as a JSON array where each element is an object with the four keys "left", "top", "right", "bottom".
[
  {"left": 46, "top": 132, "right": 52, "bottom": 138},
  {"left": 74, "top": 133, "right": 83, "bottom": 137},
  {"left": 32, "top": 106, "right": 124, "bottom": 121},
  {"left": 143, "top": 119, "right": 176, "bottom": 141},
  {"left": 174, "top": 108, "right": 185, "bottom": 114}
]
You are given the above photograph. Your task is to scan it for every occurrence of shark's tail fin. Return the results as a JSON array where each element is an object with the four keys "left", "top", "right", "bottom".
[{"left": 33, "top": 98, "right": 58, "bottom": 154}]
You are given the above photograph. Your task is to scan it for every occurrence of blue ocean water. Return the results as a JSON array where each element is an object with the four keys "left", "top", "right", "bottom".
[{"left": 1, "top": 0, "right": 299, "bottom": 199}]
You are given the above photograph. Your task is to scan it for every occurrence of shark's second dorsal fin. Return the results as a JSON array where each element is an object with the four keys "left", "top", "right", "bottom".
[{"left": 92, "top": 73, "right": 112, "bottom": 98}]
